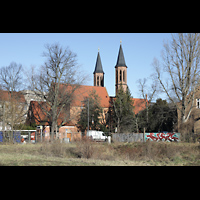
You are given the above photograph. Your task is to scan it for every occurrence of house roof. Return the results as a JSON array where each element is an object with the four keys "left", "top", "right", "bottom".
[
  {"left": 71, "top": 85, "right": 110, "bottom": 108},
  {"left": 28, "top": 101, "right": 49, "bottom": 125},
  {"left": 133, "top": 98, "right": 147, "bottom": 114},
  {"left": 115, "top": 44, "right": 127, "bottom": 68},
  {"left": 110, "top": 96, "right": 147, "bottom": 115},
  {"left": 68, "top": 85, "right": 147, "bottom": 113},
  {"left": 28, "top": 100, "right": 73, "bottom": 126},
  {"left": 93, "top": 52, "right": 104, "bottom": 74},
  {"left": 27, "top": 85, "right": 147, "bottom": 126},
  {"left": 0, "top": 90, "right": 26, "bottom": 103},
  {"left": 27, "top": 85, "right": 110, "bottom": 126}
]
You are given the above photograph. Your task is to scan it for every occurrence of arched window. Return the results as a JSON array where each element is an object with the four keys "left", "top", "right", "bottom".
[
  {"left": 100, "top": 76, "right": 104, "bottom": 87},
  {"left": 197, "top": 98, "right": 200, "bottom": 108},
  {"left": 94, "top": 76, "right": 96, "bottom": 86},
  {"left": 97, "top": 76, "right": 99, "bottom": 86},
  {"left": 116, "top": 69, "right": 118, "bottom": 83},
  {"left": 123, "top": 70, "right": 125, "bottom": 82},
  {"left": 120, "top": 70, "right": 122, "bottom": 81}
]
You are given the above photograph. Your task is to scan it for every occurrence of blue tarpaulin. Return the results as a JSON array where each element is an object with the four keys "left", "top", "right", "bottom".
[
  {"left": 13, "top": 131, "right": 21, "bottom": 143},
  {"left": 0, "top": 132, "right": 3, "bottom": 142}
]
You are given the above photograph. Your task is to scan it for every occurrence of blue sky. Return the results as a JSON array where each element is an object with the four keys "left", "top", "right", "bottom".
[{"left": 0, "top": 33, "right": 172, "bottom": 98}]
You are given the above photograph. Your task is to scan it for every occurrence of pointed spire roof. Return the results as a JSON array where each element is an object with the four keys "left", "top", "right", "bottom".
[
  {"left": 115, "top": 44, "right": 127, "bottom": 68},
  {"left": 93, "top": 51, "right": 105, "bottom": 74}
]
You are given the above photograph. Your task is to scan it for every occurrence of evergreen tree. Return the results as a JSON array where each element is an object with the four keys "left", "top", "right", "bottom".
[
  {"left": 110, "top": 85, "right": 135, "bottom": 133},
  {"left": 77, "top": 89, "right": 106, "bottom": 133},
  {"left": 137, "top": 98, "right": 177, "bottom": 132}
]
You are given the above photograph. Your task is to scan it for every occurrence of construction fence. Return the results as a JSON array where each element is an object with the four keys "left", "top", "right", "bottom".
[{"left": 0, "top": 131, "right": 21, "bottom": 143}]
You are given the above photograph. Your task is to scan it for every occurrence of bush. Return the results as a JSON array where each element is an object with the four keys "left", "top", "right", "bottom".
[
  {"left": 75, "top": 138, "right": 116, "bottom": 160},
  {"left": 181, "top": 132, "right": 199, "bottom": 143},
  {"left": 114, "top": 141, "right": 184, "bottom": 161},
  {"left": 39, "top": 140, "right": 77, "bottom": 158},
  {"left": 142, "top": 141, "right": 176, "bottom": 160},
  {"left": 75, "top": 137, "right": 94, "bottom": 159}
]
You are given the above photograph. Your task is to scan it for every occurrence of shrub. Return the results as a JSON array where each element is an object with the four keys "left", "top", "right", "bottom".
[
  {"left": 75, "top": 137, "right": 94, "bottom": 159},
  {"left": 114, "top": 141, "right": 185, "bottom": 161},
  {"left": 39, "top": 140, "right": 78, "bottom": 158}
]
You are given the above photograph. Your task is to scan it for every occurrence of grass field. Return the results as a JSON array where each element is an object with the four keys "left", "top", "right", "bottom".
[{"left": 0, "top": 140, "right": 200, "bottom": 166}]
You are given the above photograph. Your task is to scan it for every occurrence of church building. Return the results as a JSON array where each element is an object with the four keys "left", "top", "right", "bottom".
[
  {"left": 92, "top": 42, "right": 147, "bottom": 114},
  {"left": 26, "top": 42, "right": 147, "bottom": 140}
]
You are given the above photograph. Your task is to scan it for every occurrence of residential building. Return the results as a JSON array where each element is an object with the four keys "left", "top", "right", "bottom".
[{"left": 177, "top": 86, "right": 200, "bottom": 134}]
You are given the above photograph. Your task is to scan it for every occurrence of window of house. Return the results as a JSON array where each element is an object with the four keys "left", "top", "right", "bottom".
[
  {"left": 120, "top": 70, "right": 122, "bottom": 81},
  {"left": 197, "top": 98, "right": 200, "bottom": 108}
]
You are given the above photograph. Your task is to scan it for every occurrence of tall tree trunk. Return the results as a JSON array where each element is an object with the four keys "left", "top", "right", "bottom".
[
  {"left": 117, "top": 117, "right": 120, "bottom": 133},
  {"left": 51, "top": 120, "right": 56, "bottom": 142}
]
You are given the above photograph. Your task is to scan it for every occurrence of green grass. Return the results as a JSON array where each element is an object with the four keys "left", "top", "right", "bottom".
[{"left": 0, "top": 141, "right": 200, "bottom": 166}]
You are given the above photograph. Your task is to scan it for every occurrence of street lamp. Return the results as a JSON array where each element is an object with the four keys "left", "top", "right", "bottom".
[{"left": 87, "top": 98, "right": 89, "bottom": 132}]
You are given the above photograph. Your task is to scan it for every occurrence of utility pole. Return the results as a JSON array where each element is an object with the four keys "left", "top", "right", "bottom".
[
  {"left": 88, "top": 98, "right": 89, "bottom": 132},
  {"left": 2, "top": 102, "right": 5, "bottom": 139},
  {"left": 40, "top": 125, "right": 42, "bottom": 143},
  {"left": 143, "top": 127, "right": 145, "bottom": 143}
]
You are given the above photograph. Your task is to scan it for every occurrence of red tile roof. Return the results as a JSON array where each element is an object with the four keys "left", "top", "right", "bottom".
[
  {"left": 132, "top": 98, "right": 148, "bottom": 114},
  {"left": 28, "top": 101, "right": 49, "bottom": 125},
  {"left": 27, "top": 85, "right": 147, "bottom": 126},
  {"left": 110, "top": 97, "right": 148, "bottom": 115},
  {"left": 70, "top": 85, "right": 110, "bottom": 108},
  {"left": 27, "top": 85, "right": 110, "bottom": 126},
  {"left": 0, "top": 90, "right": 26, "bottom": 103}
]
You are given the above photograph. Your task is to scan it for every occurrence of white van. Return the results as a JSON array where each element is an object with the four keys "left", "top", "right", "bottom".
[{"left": 87, "top": 130, "right": 107, "bottom": 141}]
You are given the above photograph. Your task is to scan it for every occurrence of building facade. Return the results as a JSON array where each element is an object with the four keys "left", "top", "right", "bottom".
[{"left": 177, "top": 86, "right": 200, "bottom": 134}]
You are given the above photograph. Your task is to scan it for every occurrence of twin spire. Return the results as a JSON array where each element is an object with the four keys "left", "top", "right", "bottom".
[
  {"left": 94, "top": 41, "right": 127, "bottom": 74},
  {"left": 93, "top": 41, "right": 127, "bottom": 95}
]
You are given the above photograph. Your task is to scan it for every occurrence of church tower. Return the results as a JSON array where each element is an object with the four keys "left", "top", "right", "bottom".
[
  {"left": 93, "top": 49, "right": 105, "bottom": 87},
  {"left": 115, "top": 42, "right": 127, "bottom": 96}
]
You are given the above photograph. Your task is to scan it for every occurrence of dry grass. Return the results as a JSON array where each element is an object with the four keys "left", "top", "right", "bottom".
[{"left": 0, "top": 140, "right": 200, "bottom": 166}]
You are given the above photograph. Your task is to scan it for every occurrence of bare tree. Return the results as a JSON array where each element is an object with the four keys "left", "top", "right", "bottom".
[
  {"left": 137, "top": 77, "right": 157, "bottom": 127},
  {"left": 153, "top": 33, "right": 200, "bottom": 126},
  {"left": 0, "top": 62, "right": 26, "bottom": 139},
  {"left": 0, "top": 62, "right": 23, "bottom": 92},
  {"left": 29, "top": 43, "right": 86, "bottom": 141}
]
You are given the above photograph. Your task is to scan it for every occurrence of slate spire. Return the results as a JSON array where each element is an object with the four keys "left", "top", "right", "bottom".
[
  {"left": 115, "top": 44, "right": 127, "bottom": 68},
  {"left": 93, "top": 51, "right": 104, "bottom": 74},
  {"left": 115, "top": 42, "right": 128, "bottom": 96}
]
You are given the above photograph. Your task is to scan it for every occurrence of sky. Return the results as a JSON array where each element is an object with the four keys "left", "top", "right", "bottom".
[{"left": 0, "top": 33, "right": 172, "bottom": 99}]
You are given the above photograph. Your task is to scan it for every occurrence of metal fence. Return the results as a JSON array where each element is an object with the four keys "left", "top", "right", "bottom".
[
  {"left": 112, "top": 133, "right": 144, "bottom": 143},
  {"left": 112, "top": 132, "right": 181, "bottom": 143}
]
